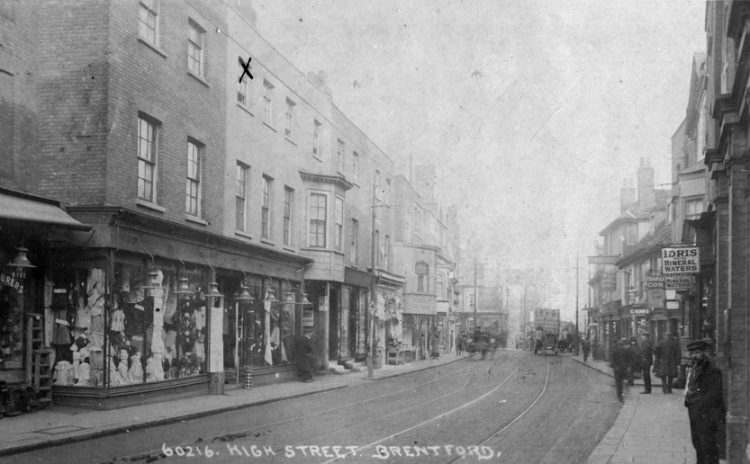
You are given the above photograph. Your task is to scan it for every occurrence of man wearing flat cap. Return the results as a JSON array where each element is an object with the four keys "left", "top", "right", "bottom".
[{"left": 684, "top": 338, "right": 725, "bottom": 464}]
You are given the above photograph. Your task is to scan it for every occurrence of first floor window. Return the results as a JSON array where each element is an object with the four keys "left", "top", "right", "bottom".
[
  {"left": 334, "top": 197, "right": 344, "bottom": 251},
  {"left": 262, "top": 175, "right": 272, "bottom": 239},
  {"left": 283, "top": 187, "right": 293, "bottom": 246},
  {"left": 235, "top": 162, "right": 249, "bottom": 231},
  {"left": 416, "top": 261, "right": 429, "bottom": 293},
  {"left": 137, "top": 116, "right": 158, "bottom": 202},
  {"left": 350, "top": 218, "right": 359, "bottom": 265},
  {"left": 309, "top": 193, "right": 326, "bottom": 247},
  {"left": 185, "top": 140, "right": 202, "bottom": 216}
]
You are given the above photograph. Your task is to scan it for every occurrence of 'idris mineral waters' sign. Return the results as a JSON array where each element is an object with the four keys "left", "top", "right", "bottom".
[{"left": 661, "top": 247, "right": 700, "bottom": 274}]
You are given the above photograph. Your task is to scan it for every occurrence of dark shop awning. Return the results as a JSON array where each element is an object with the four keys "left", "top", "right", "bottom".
[{"left": 0, "top": 190, "right": 90, "bottom": 231}]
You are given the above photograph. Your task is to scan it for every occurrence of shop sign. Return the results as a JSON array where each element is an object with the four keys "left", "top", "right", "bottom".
[
  {"left": 664, "top": 274, "right": 694, "bottom": 290},
  {"left": 646, "top": 275, "right": 664, "bottom": 289},
  {"left": 0, "top": 271, "right": 24, "bottom": 293},
  {"left": 630, "top": 308, "right": 650, "bottom": 315},
  {"left": 661, "top": 247, "right": 700, "bottom": 274},
  {"left": 302, "top": 308, "right": 314, "bottom": 328},
  {"left": 666, "top": 300, "right": 679, "bottom": 310}
]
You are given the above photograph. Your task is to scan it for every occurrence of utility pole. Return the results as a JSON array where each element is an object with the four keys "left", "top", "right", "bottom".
[
  {"left": 367, "top": 180, "right": 377, "bottom": 378},
  {"left": 575, "top": 253, "right": 579, "bottom": 356},
  {"left": 473, "top": 256, "right": 478, "bottom": 334}
]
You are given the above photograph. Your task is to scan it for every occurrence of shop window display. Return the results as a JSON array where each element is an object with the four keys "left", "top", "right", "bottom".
[
  {"left": 50, "top": 266, "right": 106, "bottom": 386},
  {"left": 243, "top": 277, "right": 294, "bottom": 368},
  {"left": 50, "top": 261, "right": 209, "bottom": 388},
  {"left": 111, "top": 263, "right": 207, "bottom": 385},
  {"left": 0, "top": 268, "right": 26, "bottom": 371}
]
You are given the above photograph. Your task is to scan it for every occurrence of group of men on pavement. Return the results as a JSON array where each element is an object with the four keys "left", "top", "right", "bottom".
[{"left": 609, "top": 334, "right": 725, "bottom": 464}]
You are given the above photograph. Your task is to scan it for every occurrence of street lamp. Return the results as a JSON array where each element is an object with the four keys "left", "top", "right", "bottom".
[{"left": 235, "top": 283, "right": 254, "bottom": 390}]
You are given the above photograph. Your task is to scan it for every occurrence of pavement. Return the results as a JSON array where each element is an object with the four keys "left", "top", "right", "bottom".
[
  {"left": 0, "top": 350, "right": 703, "bottom": 463},
  {"left": 573, "top": 354, "right": 700, "bottom": 464}
]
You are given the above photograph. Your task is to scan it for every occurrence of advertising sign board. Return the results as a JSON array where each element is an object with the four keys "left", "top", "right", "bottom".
[
  {"left": 666, "top": 301, "right": 680, "bottom": 310},
  {"left": 646, "top": 275, "right": 664, "bottom": 289},
  {"left": 661, "top": 247, "right": 699, "bottom": 274},
  {"left": 664, "top": 274, "right": 694, "bottom": 290}
]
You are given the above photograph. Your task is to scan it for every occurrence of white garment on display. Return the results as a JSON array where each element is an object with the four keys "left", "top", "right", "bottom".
[
  {"left": 111, "top": 309, "right": 125, "bottom": 332},
  {"left": 264, "top": 298, "right": 272, "bottom": 366},
  {"left": 151, "top": 295, "right": 165, "bottom": 355}
]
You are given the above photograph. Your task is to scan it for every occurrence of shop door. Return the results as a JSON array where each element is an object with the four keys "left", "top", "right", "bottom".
[{"left": 328, "top": 288, "right": 339, "bottom": 361}]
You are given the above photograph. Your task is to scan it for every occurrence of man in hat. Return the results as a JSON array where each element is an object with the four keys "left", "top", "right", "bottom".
[
  {"left": 684, "top": 339, "right": 725, "bottom": 464},
  {"left": 611, "top": 338, "right": 631, "bottom": 403}
]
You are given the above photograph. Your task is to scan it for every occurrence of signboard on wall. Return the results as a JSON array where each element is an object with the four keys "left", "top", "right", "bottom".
[
  {"left": 646, "top": 275, "right": 664, "bottom": 289},
  {"left": 664, "top": 274, "right": 694, "bottom": 290},
  {"left": 302, "top": 308, "right": 314, "bottom": 328},
  {"left": 661, "top": 247, "right": 700, "bottom": 274}
]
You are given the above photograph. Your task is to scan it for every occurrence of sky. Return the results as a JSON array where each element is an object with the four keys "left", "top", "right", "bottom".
[{"left": 249, "top": 0, "right": 707, "bottom": 320}]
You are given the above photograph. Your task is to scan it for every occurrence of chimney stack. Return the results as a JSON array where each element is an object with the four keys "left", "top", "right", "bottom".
[
  {"left": 637, "top": 157, "right": 655, "bottom": 211},
  {"left": 620, "top": 178, "right": 636, "bottom": 212}
]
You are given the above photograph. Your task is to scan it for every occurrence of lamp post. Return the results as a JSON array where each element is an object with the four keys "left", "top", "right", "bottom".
[
  {"left": 368, "top": 180, "right": 377, "bottom": 379},
  {"left": 235, "top": 283, "right": 254, "bottom": 390}
]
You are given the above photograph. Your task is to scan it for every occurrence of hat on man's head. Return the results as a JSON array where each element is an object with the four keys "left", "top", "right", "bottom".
[{"left": 686, "top": 339, "right": 712, "bottom": 351}]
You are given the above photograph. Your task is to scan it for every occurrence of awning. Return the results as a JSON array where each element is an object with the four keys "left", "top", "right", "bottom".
[{"left": 0, "top": 190, "right": 90, "bottom": 230}]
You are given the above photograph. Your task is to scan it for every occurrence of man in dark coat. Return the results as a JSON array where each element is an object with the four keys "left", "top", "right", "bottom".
[
  {"left": 582, "top": 337, "right": 591, "bottom": 363},
  {"left": 684, "top": 339, "right": 725, "bottom": 464},
  {"left": 639, "top": 333, "right": 654, "bottom": 394},
  {"left": 293, "top": 333, "right": 314, "bottom": 382},
  {"left": 658, "top": 332, "right": 680, "bottom": 393},
  {"left": 611, "top": 338, "right": 630, "bottom": 403}
]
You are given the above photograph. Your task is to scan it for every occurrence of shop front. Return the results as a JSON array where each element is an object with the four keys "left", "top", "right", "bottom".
[
  {"left": 0, "top": 188, "right": 92, "bottom": 415},
  {"left": 48, "top": 207, "right": 311, "bottom": 409}
]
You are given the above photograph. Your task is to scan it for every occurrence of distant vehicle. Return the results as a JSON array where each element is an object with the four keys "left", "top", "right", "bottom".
[
  {"left": 467, "top": 331, "right": 492, "bottom": 358},
  {"left": 533, "top": 308, "right": 561, "bottom": 356}
]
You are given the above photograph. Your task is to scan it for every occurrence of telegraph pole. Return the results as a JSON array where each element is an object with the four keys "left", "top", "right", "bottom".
[
  {"left": 473, "top": 256, "right": 478, "bottom": 334},
  {"left": 575, "top": 253, "right": 579, "bottom": 356},
  {"left": 367, "top": 180, "right": 377, "bottom": 378}
]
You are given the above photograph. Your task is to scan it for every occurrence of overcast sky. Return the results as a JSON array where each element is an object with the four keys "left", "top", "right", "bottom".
[{"left": 251, "top": 0, "right": 706, "bottom": 318}]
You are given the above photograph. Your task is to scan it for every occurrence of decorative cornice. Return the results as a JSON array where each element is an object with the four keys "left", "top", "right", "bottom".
[{"left": 298, "top": 170, "right": 354, "bottom": 191}]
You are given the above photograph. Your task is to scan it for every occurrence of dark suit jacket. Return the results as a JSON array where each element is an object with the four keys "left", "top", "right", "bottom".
[{"left": 684, "top": 361, "right": 724, "bottom": 413}]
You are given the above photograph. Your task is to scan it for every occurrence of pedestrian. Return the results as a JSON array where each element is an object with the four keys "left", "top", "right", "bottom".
[
  {"left": 627, "top": 337, "right": 639, "bottom": 386},
  {"left": 582, "top": 337, "right": 591, "bottom": 363},
  {"left": 456, "top": 332, "right": 464, "bottom": 356},
  {"left": 656, "top": 332, "right": 680, "bottom": 393},
  {"left": 611, "top": 338, "right": 630, "bottom": 403},
  {"left": 639, "top": 333, "right": 654, "bottom": 394},
  {"left": 684, "top": 338, "right": 725, "bottom": 464},
  {"left": 430, "top": 325, "right": 440, "bottom": 359},
  {"left": 293, "top": 332, "right": 314, "bottom": 382}
]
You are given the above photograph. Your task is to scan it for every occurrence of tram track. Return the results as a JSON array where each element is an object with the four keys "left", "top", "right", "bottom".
[{"left": 99, "top": 353, "right": 514, "bottom": 463}]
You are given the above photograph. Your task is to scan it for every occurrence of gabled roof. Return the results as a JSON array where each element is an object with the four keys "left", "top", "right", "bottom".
[{"left": 616, "top": 220, "right": 671, "bottom": 267}]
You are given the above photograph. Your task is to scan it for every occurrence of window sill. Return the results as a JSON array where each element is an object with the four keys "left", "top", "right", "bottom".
[
  {"left": 136, "top": 199, "right": 165, "bottom": 213},
  {"left": 282, "top": 247, "right": 296, "bottom": 253},
  {"left": 185, "top": 214, "right": 208, "bottom": 226},
  {"left": 237, "top": 103, "right": 254, "bottom": 117},
  {"left": 235, "top": 230, "right": 253, "bottom": 240},
  {"left": 260, "top": 238, "right": 276, "bottom": 247},
  {"left": 263, "top": 121, "right": 277, "bottom": 132},
  {"left": 137, "top": 37, "right": 167, "bottom": 58},
  {"left": 284, "top": 136, "right": 297, "bottom": 146},
  {"left": 187, "top": 70, "right": 210, "bottom": 88}
]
